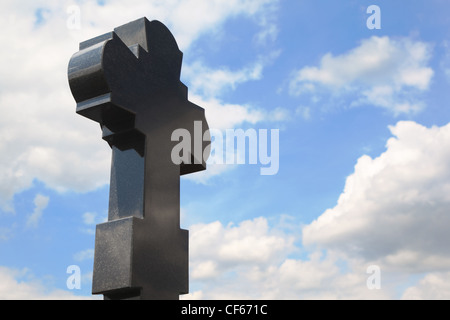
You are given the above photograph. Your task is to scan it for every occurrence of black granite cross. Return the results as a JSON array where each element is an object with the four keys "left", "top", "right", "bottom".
[{"left": 68, "top": 17, "right": 210, "bottom": 300}]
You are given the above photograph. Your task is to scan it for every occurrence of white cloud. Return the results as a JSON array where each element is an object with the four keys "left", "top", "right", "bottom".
[
  {"left": 303, "top": 121, "right": 450, "bottom": 273},
  {"left": 402, "top": 272, "right": 450, "bottom": 300},
  {"left": 0, "top": 0, "right": 280, "bottom": 210},
  {"left": 82, "top": 211, "right": 106, "bottom": 225},
  {"left": 0, "top": 227, "right": 13, "bottom": 241},
  {"left": 0, "top": 266, "right": 91, "bottom": 300},
  {"left": 182, "top": 51, "right": 280, "bottom": 98},
  {"left": 82, "top": 212, "right": 97, "bottom": 226},
  {"left": 189, "top": 217, "right": 295, "bottom": 281},
  {"left": 182, "top": 163, "right": 235, "bottom": 185},
  {"left": 155, "top": 0, "right": 279, "bottom": 50},
  {"left": 183, "top": 61, "right": 264, "bottom": 98},
  {"left": 1, "top": 211, "right": 439, "bottom": 300},
  {"left": 186, "top": 217, "right": 391, "bottom": 300},
  {"left": 289, "top": 36, "right": 434, "bottom": 115},
  {"left": 80, "top": 211, "right": 106, "bottom": 235},
  {"left": 270, "top": 254, "right": 389, "bottom": 299},
  {"left": 190, "top": 94, "right": 266, "bottom": 131},
  {"left": 182, "top": 121, "right": 450, "bottom": 300},
  {"left": 73, "top": 249, "right": 95, "bottom": 262},
  {"left": 26, "top": 194, "right": 50, "bottom": 229},
  {"left": 295, "top": 106, "right": 311, "bottom": 120},
  {"left": 0, "top": 2, "right": 111, "bottom": 211}
]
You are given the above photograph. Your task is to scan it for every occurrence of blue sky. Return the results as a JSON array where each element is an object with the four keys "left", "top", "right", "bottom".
[{"left": 1, "top": 0, "right": 450, "bottom": 299}]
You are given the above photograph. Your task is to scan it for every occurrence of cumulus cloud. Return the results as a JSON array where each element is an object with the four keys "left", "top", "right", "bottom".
[
  {"left": 0, "top": 266, "right": 90, "bottom": 300},
  {"left": 0, "top": 2, "right": 111, "bottom": 211},
  {"left": 185, "top": 217, "right": 391, "bottom": 300},
  {"left": 402, "top": 272, "right": 450, "bottom": 300},
  {"left": 182, "top": 61, "right": 264, "bottom": 98},
  {"left": 73, "top": 249, "right": 95, "bottom": 262},
  {"left": 289, "top": 36, "right": 434, "bottom": 115},
  {"left": 82, "top": 212, "right": 98, "bottom": 226},
  {"left": 183, "top": 120, "right": 450, "bottom": 300},
  {"left": 189, "top": 217, "right": 295, "bottom": 281},
  {"left": 0, "top": 0, "right": 280, "bottom": 210},
  {"left": 303, "top": 121, "right": 450, "bottom": 273},
  {"left": 26, "top": 194, "right": 50, "bottom": 229},
  {"left": 183, "top": 50, "right": 280, "bottom": 98}
]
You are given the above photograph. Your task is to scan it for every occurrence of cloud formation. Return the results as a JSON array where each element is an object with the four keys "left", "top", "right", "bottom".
[
  {"left": 0, "top": 267, "right": 89, "bottom": 300},
  {"left": 303, "top": 121, "right": 450, "bottom": 272},
  {"left": 186, "top": 217, "right": 390, "bottom": 299},
  {"left": 402, "top": 271, "right": 450, "bottom": 299},
  {"left": 190, "top": 217, "right": 295, "bottom": 281},
  {"left": 184, "top": 121, "right": 450, "bottom": 299},
  {"left": 289, "top": 36, "right": 434, "bottom": 115},
  {"left": 26, "top": 194, "right": 50, "bottom": 229}
]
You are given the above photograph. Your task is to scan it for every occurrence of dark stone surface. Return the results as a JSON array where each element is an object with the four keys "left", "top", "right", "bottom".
[{"left": 68, "top": 17, "right": 210, "bottom": 300}]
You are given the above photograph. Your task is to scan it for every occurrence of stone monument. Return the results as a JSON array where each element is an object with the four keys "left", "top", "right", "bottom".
[{"left": 68, "top": 17, "right": 210, "bottom": 300}]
